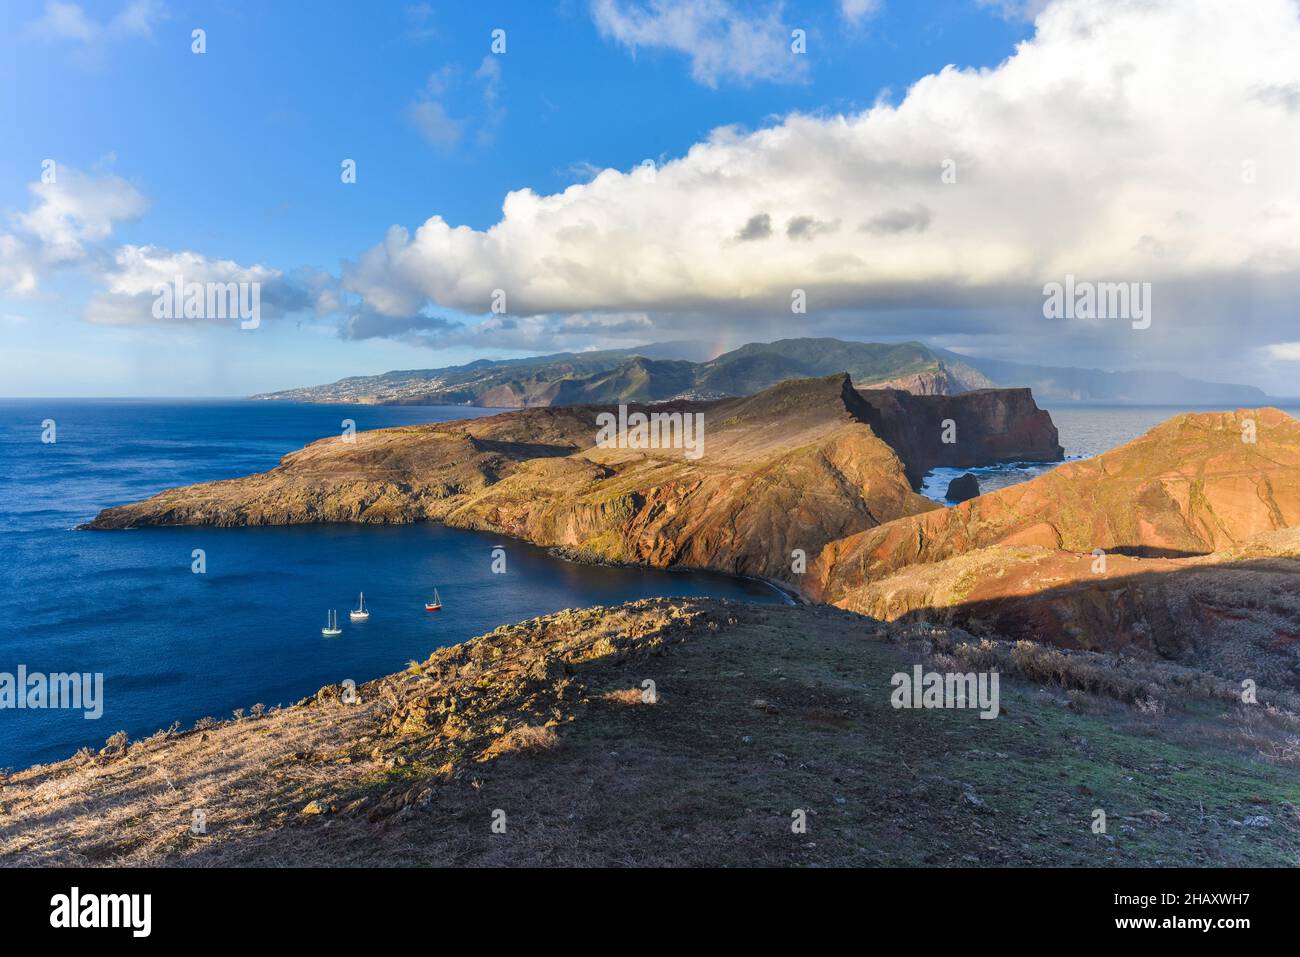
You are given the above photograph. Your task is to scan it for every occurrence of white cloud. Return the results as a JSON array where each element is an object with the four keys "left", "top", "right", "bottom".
[
  {"left": 590, "top": 0, "right": 806, "bottom": 88},
  {"left": 0, "top": 234, "right": 39, "bottom": 295},
  {"left": 15, "top": 168, "right": 148, "bottom": 261},
  {"left": 343, "top": 0, "right": 1300, "bottom": 336},
  {"left": 406, "top": 57, "right": 505, "bottom": 150},
  {"left": 28, "top": 0, "right": 166, "bottom": 45},
  {"left": 976, "top": 0, "right": 1054, "bottom": 20},
  {"left": 407, "top": 100, "right": 463, "bottom": 149},
  {"left": 0, "top": 165, "right": 146, "bottom": 295},
  {"left": 840, "top": 0, "right": 881, "bottom": 27},
  {"left": 97, "top": 245, "right": 279, "bottom": 299},
  {"left": 404, "top": 2, "right": 437, "bottom": 41},
  {"left": 86, "top": 245, "right": 333, "bottom": 325},
  {"left": 1263, "top": 342, "right": 1300, "bottom": 362},
  {"left": 0, "top": 165, "right": 325, "bottom": 328},
  {"left": 30, "top": 2, "right": 97, "bottom": 42}
]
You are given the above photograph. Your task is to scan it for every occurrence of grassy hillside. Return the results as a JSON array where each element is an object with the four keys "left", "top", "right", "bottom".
[{"left": 4, "top": 599, "right": 1296, "bottom": 866}]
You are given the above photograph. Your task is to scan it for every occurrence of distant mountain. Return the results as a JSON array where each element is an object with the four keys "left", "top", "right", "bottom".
[
  {"left": 692, "top": 339, "right": 994, "bottom": 397},
  {"left": 253, "top": 347, "right": 672, "bottom": 406},
  {"left": 254, "top": 338, "right": 992, "bottom": 407},
  {"left": 934, "top": 350, "right": 1271, "bottom": 405},
  {"left": 253, "top": 337, "right": 1273, "bottom": 407}
]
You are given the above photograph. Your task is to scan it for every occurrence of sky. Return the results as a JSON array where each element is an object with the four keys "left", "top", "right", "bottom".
[{"left": 1, "top": 0, "right": 1298, "bottom": 397}]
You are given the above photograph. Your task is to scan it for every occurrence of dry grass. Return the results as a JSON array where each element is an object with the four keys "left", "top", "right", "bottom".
[
  {"left": 479, "top": 725, "right": 560, "bottom": 761},
  {"left": 2, "top": 599, "right": 1297, "bottom": 867},
  {"left": 598, "top": 688, "right": 650, "bottom": 706}
]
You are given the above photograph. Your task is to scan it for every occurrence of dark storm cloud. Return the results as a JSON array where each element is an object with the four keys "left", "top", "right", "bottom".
[
  {"left": 860, "top": 205, "right": 932, "bottom": 235},
  {"left": 735, "top": 213, "right": 773, "bottom": 241}
]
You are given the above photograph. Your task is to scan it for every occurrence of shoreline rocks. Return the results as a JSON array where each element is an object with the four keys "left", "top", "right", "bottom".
[{"left": 946, "top": 473, "right": 981, "bottom": 503}]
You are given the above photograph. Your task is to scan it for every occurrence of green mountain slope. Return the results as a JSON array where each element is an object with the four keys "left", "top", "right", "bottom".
[
  {"left": 254, "top": 338, "right": 985, "bottom": 407},
  {"left": 253, "top": 337, "right": 1270, "bottom": 408}
]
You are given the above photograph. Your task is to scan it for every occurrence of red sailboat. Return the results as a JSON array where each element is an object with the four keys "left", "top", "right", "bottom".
[{"left": 424, "top": 587, "right": 442, "bottom": 612}]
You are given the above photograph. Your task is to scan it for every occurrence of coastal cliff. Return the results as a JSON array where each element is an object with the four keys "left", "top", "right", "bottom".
[
  {"left": 81, "top": 376, "right": 1071, "bottom": 584},
  {"left": 855, "top": 386, "right": 1063, "bottom": 486},
  {"left": 811, "top": 407, "right": 1300, "bottom": 585},
  {"left": 26, "top": 392, "right": 1300, "bottom": 866},
  {"left": 86, "top": 376, "right": 942, "bottom": 583}
]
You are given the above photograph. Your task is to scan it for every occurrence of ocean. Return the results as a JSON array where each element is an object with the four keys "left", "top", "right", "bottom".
[
  {"left": 3, "top": 398, "right": 1295, "bottom": 770},
  {"left": 0, "top": 400, "right": 781, "bottom": 770}
]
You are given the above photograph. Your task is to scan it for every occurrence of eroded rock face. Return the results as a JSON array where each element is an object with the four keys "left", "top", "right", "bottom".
[
  {"left": 854, "top": 387, "right": 1063, "bottom": 487},
  {"left": 867, "top": 369, "right": 963, "bottom": 395},
  {"left": 811, "top": 407, "right": 1300, "bottom": 598}
]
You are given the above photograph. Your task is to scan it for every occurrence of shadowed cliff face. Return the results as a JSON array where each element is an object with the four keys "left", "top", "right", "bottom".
[
  {"left": 855, "top": 387, "right": 1064, "bottom": 487},
  {"left": 830, "top": 530, "right": 1300, "bottom": 687}
]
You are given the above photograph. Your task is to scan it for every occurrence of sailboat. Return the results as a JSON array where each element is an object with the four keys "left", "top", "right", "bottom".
[
  {"left": 350, "top": 592, "right": 369, "bottom": 622},
  {"left": 322, "top": 609, "right": 342, "bottom": 636},
  {"left": 424, "top": 588, "right": 442, "bottom": 612}
]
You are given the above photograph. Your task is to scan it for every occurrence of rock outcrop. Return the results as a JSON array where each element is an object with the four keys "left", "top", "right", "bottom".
[
  {"left": 946, "top": 473, "right": 980, "bottom": 503},
  {"left": 854, "top": 387, "right": 1063, "bottom": 487}
]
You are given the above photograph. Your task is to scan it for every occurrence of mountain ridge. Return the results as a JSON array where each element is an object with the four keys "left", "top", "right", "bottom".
[{"left": 254, "top": 337, "right": 1272, "bottom": 408}]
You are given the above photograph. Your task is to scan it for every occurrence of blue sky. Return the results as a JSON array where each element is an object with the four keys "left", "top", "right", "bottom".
[{"left": 2, "top": 0, "right": 1298, "bottom": 396}]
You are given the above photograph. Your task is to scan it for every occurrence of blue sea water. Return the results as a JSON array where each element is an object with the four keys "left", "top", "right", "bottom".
[{"left": 0, "top": 400, "right": 781, "bottom": 770}]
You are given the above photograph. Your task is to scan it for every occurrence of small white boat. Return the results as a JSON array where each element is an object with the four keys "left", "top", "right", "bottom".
[
  {"left": 424, "top": 587, "right": 442, "bottom": 612},
  {"left": 350, "top": 592, "right": 369, "bottom": 622},
  {"left": 322, "top": 609, "right": 342, "bottom": 636}
]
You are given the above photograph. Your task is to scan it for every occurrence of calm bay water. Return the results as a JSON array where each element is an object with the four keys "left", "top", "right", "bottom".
[{"left": 0, "top": 400, "right": 779, "bottom": 769}]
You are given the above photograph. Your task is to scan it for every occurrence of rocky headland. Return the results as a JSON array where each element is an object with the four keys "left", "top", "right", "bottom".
[
  {"left": 84, "top": 380, "right": 1299, "bottom": 686},
  {"left": 85, "top": 375, "right": 1061, "bottom": 583}
]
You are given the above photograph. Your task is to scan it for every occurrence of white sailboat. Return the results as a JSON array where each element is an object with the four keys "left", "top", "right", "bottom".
[
  {"left": 322, "top": 609, "right": 342, "bottom": 636},
  {"left": 424, "top": 587, "right": 442, "bottom": 612},
  {"left": 350, "top": 591, "right": 369, "bottom": 622}
]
